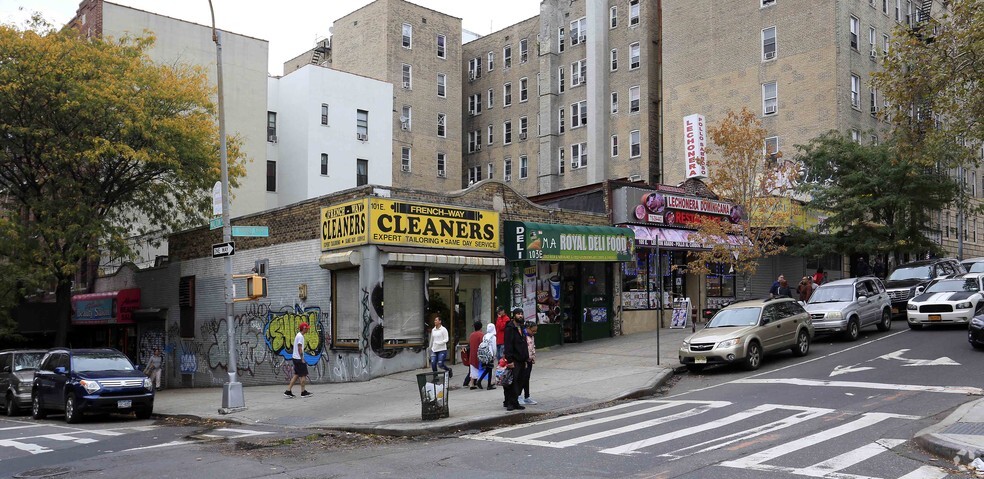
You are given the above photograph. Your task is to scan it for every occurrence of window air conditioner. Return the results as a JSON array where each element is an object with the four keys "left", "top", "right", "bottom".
[
  {"left": 578, "top": 35, "right": 586, "bottom": 44},
  {"left": 401, "top": 165, "right": 411, "bottom": 172},
  {"left": 401, "top": 121, "right": 409, "bottom": 130},
  {"left": 765, "top": 105, "right": 777, "bottom": 115},
  {"left": 504, "top": 174, "right": 512, "bottom": 181},
  {"left": 871, "top": 105, "right": 878, "bottom": 114},
  {"left": 870, "top": 50, "right": 877, "bottom": 58},
  {"left": 403, "top": 81, "right": 411, "bottom": 89},
  {"left": 268, "top": 135, "right": 278, "bottom": 143},
  {"left": 520, "top": 133, "right": 528, "bottom": 141},
  {"left": 469, "top": 71, "right": 476, "bottom": 81},
  {"left": 437, "top": 170, "right": 446, "bottom": 178},
  {"left": 357, "top": 133, "right": 368, "bottom": 141},
  {"left": 475, "top": 143, "right": 481, "bottom": 151},
  {"left": 764, "top": 51, "right": 776, "bottom": 60}
]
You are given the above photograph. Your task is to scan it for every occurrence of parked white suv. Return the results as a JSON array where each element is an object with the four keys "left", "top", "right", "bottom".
[{"left": 804, "top": 277, "right": 892, "bottom": 341}]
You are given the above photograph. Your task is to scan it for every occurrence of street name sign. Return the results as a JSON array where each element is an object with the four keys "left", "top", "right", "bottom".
[{"left": 232, "top": 226, "right": 270, "bottom": 237}]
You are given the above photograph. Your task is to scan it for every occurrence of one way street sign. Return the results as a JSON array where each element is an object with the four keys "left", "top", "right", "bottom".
[{"left": 212, "top": 241, "right": 236, "bottom": 258}]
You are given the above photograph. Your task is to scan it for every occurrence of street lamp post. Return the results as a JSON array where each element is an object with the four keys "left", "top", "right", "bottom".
[{"left": 208, "top": 0, "right": 245, "bottom": 413}]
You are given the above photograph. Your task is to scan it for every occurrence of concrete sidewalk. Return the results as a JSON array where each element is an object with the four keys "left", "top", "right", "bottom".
[
  {"left": 915, "top": 397, "right": 984, "bottom": 468},
  {"left": 153, "top": 326, "right": 690, "bottom": 436}
]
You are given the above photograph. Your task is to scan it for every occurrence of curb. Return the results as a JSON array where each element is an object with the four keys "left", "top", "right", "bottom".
[{"left": 913, "top": 398, "right": 984, "bottom": 465}]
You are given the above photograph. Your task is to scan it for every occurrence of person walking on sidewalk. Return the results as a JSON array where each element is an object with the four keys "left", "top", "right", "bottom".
[
  {"left": 495, "top": 306, "right": 509, "bottom": 362},
  {"left": 518, "top": 321, "right": 538, "bottom": 405},
  {"left": 144, "top": 348, "right": 163, "bottom": 390},
  {"left": 503, "top": 308, "right": 528, "bottom": 411},
  {"left": 467, "top": 320, "right": 486, "bottom": 389},
  {"left": 284, "top": 322, "right": 313, "bottom": 398},
  {"left": 429, "top": 316, "right": 452, "bottom": 378},
  {"left": 480, "top": 323, "right": 497, "bottom": 390}
]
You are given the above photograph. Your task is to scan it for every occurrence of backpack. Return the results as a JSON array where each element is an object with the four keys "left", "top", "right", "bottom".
[{"left": 478, "top": 336, "right": 495, "bottom": 364}]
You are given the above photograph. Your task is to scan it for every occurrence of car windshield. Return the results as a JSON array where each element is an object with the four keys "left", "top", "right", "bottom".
[
  {"left": 808, "top": 285, "right": 854, "bottom": 303},
  {"left": 73, "top": 352, "right": 135, "bottom": 372},
  {"left": 13, "top": 352, "right": 45, "bottom": 371},
  {"left": 706, "top": 307, "right": 761, "bottom": 327},
  {"left": 925, "top": 278, "right": 980, "bottom": 293},
  {"left": 887, "top": 265, "right": 932, "bottom": 281},
  {"left": 969, "top": 263, "right": 984, "bottom": 273}
]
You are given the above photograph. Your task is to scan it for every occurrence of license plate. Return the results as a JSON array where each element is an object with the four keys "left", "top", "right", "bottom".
[
  {"left": 929, "top": 314, "right": 941, "bottom": 321},
  {"left": 694, "top": 356, "right": 707, "bottom": 364},
  {"left": 117, "top": 400, "right": 132, "bottom": 409},
  {"left": 891, "top": 307, "right": 899, "bottom": 314}
]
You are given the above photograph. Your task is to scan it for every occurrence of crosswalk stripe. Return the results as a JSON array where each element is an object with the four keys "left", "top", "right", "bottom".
[
  {"left": 897, "top": 465, "right": 950, "bottom": 479},
  {"left": 733, "top": 378, "right": 984, "bottom": 396},
  {"left": 39, "top": 434, "right": 99, "bottom": 445},
  {"left": 0, "top": 439, "right": 51, "bottom": 455},
  {"left": 550, "top": 403, "right": 727, "bottom": 448},
  {"left": 600, "top": 404, "right": 833, "bottom": 456},
  {"left": 519, "top": 401, "right": 727, "bottom": 441},
  {"left": 795, "top": 439, "right": 905, "bottom": 477},
  {"left": 468, "top": 399, "right": 681, "bottom": 438}
]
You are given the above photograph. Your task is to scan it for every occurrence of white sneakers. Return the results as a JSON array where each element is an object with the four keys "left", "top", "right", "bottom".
[{"left": 518, "top": 396, "right": 538, "bottom": 405}]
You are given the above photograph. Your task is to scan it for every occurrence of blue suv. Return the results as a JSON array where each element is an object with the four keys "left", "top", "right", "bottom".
[{"left": 32, "top": 348, "right": 154, "bottom": 423}]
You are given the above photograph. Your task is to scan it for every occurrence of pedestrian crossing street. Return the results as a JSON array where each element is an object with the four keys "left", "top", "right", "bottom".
[{"left": 466, "top": 400, "right": 951, "bottom": 479}]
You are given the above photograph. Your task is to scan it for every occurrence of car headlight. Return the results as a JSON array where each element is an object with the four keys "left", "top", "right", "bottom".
[
  {"left": 971, "top": 317, "right": 984, "bottom": 328},
  {"left": 717, "top": 337, "right": 742, "bottom": 349},
  {"left": 907, "top": 303, "right": 917, "bottom": 310},
  {"left": 79, "top": 379, "right": 101, "bottom": 394},
  {"left": 956, "top": 302, "right": 973, "bottom": 309},
  {"left": 826, "top": 311, "right": 843, "bottom": 319},
  {"left": 143, "top": 378, "right": 153, "bottom": 390}
]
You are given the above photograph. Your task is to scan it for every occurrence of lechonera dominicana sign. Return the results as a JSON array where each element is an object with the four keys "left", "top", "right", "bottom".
[{"left": 320, "top": 198, "right": 499, "bottom": 252}]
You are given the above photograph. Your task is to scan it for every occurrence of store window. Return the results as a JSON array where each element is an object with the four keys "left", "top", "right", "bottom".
[
  {"left": 705, "top": 262, "right": 737, "bottom": 299},
  {"left": 331, "top": 269, "right": 361, "bottom": 347},
  {"left": 383, "top": 269, "right": 425, "bottom": 346}
]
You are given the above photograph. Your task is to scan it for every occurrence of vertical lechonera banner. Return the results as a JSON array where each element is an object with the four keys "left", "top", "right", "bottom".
[{"left": 684, "top": 113, "right": 707, "bottom": 179}]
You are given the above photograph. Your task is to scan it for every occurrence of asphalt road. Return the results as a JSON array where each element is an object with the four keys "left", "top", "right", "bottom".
[{"left": 2, "top": 324, "right": 979, "bottom": 479}]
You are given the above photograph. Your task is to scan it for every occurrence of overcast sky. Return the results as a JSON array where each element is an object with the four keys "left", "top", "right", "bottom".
[{"left": 1, "top": 0, "right": 542, "bottom": 76}]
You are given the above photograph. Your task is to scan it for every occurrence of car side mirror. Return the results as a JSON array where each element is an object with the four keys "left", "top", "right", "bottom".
[
  {"left": 857, "top": 295, "right": 868, "bottom": 302},
  {"left": 0, "top": 366, "right": 9, "bottom": 373},
  {"left": 53, "top": 366, "right": 67, "bottom": 375}
]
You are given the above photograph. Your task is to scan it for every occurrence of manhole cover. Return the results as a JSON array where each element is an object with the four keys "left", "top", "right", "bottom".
[
  {"left": 943, "top": 422, "right": 984, "bottom": 435},
  {"left": 13, "top": 467, "right": 74, "bottom": 478}
]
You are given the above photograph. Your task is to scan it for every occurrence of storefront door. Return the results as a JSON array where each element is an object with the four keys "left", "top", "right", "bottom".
[
  {"left": 560, "top": 263, "right": 580, "bottom": 343},
  {"left": 580, "top": 262, "right": 612, "bottom": 342},
  {"left": 426, "top": 273, "right": 457, "bottom": 362}
]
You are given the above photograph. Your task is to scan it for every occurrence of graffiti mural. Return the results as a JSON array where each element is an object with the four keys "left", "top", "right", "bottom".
[
  {"left": 138, "top": 328, "right": 165, "bottom": 366},
  {"left": 263, "top": 305, "right": 326, "bottom": 366}
]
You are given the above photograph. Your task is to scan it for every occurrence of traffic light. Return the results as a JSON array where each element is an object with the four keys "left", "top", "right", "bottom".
[{"left": 246, "top": 274, "right": 267, "bottom": 299}]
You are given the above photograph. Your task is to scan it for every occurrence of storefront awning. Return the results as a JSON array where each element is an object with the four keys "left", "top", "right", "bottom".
[
  {"left": 504, "top": 221, "right": 635, "bottom": 262},
  {"left": 624, "top": 225, "right": 746, "bottom": 250},
  {"left": 71, "top": 288, "right": 141, "bottom": 325},
  {"left": 380, "top": 246, "right": 505, "bottom": 270},
  {"left": 318, "top": 250, "right": 363, "bottom": 270}
]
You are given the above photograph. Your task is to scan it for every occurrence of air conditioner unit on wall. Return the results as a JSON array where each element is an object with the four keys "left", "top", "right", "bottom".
[
  {"left": 268, "top": 135, "right": 278, "bottom": 143},
  {"left": 765, "top": 105, "right": 777, "bottom": 115},
  {"left": 520, "top": 133, "right": 528, "bottom": 141},
  {"left": 403, "top": 81, "right": 411, "bottom": 89},
  {"left": 764, "top": 51, "right": 776, "bottom": 60},
  {"left": 357, "top": 133, "right": 368, "bottom": 141},
  {"left": 401, "top": 164, "right": 411, "bottom": 172},
  {"left": 475, "top": 143, "right": 481, "bottom": 151},
  {"left": 578, "top": 35, "right": 585, "bottom": 44},
  {"left": 870, "top": 50, "right": 877, "bottom": 58},
  {"left": 437, "top": 170, "right": 446, "bottom": 178}
]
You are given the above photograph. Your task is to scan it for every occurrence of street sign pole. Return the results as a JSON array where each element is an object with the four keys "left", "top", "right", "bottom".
[{"left": 210, "top": 2, "right": 244, "bottom": 413}]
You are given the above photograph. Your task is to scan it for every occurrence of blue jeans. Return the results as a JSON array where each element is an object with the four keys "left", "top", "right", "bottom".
[
  {"left": 496, "top": 344, "right": 505, "bottom": 362},
  {"left": 430, "top": 351, "right": 450, "bottom": 372}
]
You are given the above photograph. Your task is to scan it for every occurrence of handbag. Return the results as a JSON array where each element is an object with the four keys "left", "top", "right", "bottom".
[
  {"left": 495, "top": 363, "right": 514, "bottom": 386},
  {"left": 460, "top": 346, "right": 470, "bottom": 367}
]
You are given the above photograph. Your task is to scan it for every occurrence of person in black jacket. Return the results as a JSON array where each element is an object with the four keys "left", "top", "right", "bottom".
[{"left": 503, "top": 308, "right": 529, "bottom": 411}]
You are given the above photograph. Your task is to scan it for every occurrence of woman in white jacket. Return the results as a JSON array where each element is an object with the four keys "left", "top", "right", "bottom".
[
  {"left": 429, "top": 317, "right": 452, "bottom": 378},
  {"left": 477, "top": 323, "right": 498, "bottom": 390}
]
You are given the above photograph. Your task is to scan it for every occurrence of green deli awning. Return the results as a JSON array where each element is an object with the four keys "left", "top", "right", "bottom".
[{"left": 504, "top": 221, "right": 635, "bottom": 262}]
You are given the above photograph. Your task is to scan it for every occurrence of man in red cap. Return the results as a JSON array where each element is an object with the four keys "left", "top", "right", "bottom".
[{"left": 284, "top": 322, "right": 312, "bottom": 398}]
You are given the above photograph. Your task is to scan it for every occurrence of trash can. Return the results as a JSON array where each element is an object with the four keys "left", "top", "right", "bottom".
[{"left": 416, "top": 370, "right": 450, "bottom": 420}]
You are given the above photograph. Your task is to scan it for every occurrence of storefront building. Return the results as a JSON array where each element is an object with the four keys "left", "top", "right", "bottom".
[{"left": 503, "top": 221, "right": 635, "bottom": 346}]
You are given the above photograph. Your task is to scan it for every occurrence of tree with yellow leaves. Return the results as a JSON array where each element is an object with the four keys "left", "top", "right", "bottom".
[
  {"left": 687, "top": 108, "right": 798, "bottom": 298},
  {"left": 0, "top": 18, "right": 245, "bottom": 346}
]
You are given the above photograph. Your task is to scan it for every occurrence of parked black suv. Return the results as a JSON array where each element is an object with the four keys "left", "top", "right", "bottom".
[
  {"left": 1, "top": 349, "right": 47, "bottom": 416},
  {"left": 32, "top": 348, "right": 154, "bottom": 423},
  {"left": 884, "top": 258, "right": 965, "bottom": 319}
]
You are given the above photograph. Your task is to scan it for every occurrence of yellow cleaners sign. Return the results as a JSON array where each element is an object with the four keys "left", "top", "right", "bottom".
[
  {"left": 320, "top": 199, "right": 369, "bottom": 251},
  {"left": 369, "top": 198, "right": 499, "bottom": 251}
]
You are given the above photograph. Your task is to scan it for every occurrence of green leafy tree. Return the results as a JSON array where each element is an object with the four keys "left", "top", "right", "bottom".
[
  {"left": 0, "top": 19, "right": 245, "bottom": 346},
  {"left": 791, "top": 131, "right": 958, "bottom": 263}
]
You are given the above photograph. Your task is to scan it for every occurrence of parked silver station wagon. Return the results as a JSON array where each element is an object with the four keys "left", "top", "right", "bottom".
[{"left": 804, "top": 277, "right": 892, "bottom": 341}]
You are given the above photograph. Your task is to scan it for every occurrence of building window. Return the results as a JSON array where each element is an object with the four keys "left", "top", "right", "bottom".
[
  {"left": 321, "top": 153, "right": 329, "bottom": 175},
  {"left": 520, "top": 116, "right": 529, "bottom": 140},
  {"left": 520, "top": 38, "right": 529, "bottom": 63},
  {"left": 763, "top": 82, "right": 778, "bottom": 115},
  {"left": 436, "top": 34, "right": 446, "bottom": 58},
  {"left": 436, "top": 153, "right": 446, "bottom": 178},
  {"left": 765, "top": 136, "right": 780, "bottom": 157},
  {"left": 559, "top": 148, "right": 565, "bottom": 174},
  {"left": 320, "top": 104, "right": 329, "bottom": 125},
  {"left": 762, "top": 0, "right": 776, "bottom": 7},
  {"left": 488, "top": 88, "right": 494, "bottom": 109},
  {"left": 629, "top": 42, "right": 640, "bottom": 69},
  {"left": 504, "top": 158, "right": 512, "bottom": 181},
  {"left": 504, "top": 83, "right": 512, "bottom": 106},
  {"left": 356, "top": 109, "right": 368, "bottom": 139},
  {"left": 437, "top": 73, "right": 446, "bottom": 97},
  {"left": 488, "top": 51, "right": 494, "bottom": 71},
  {"left": 402, "top": 23, "right": 412, "bottom": 48},
  {"left": 570, "top": 17, "right": 587, "bottom": 45},
  {"left": 611, "top": 135, "right": 619, "bottom": 157},
  {"left": 868, "top": 26, "right": 877, "bottom": 56},
  {"left": 520, "top": 77, "right": 529, "bottom": 102},
  {"left": 267, "top": 111, "right": 277, "bottom": 142},
  {"left": 357, "top": 159, "right": 368, "bottom": 186},
  {"left": 402, "top": 64, "right": 412, "bottom": 89},
  {"left": 572, "top": 142, "right": 588, "bottom": 168},
  {"left": 629, "top": 86, "right": 640, "bottom": 113},
  {"left": 488, "top": 124, "right": 494, "bottom": 145},
  {"left": 850, "top": 16, "right": 859, "bottom": 50},
  {"left": 401, "top": 147, "right": 411, "bottom": 172},
  {"left": 488, "top": 162, "right": 494, "bottom": 180},
  {"left": 401, "top": 105, "right": 411, "bottom": 131},
  {"left": 895, "top": 0, "right": 902, "bottom": 22},
  {"left": 851, "top": 129, "right": 861, "bottom": 143},
  {"left": 468, "top": 57, "right": 482, "bottom": 79},
  {"left": 629, "top": 0, "right": 640, "bottom": 26},
  {"left": 266, "top": 160, "right": 276, "bottom": 192},
  {"left": 851, "top": 74, "right": 861, "bottom": 109},
  {"left": 504, "top": 45, "right": 512, "bottom": 68},
  {"left": 610, "top": 48, "right": 618, "bottom": 71},
  {"left": 467, "top": 166, "right": 482, "bottom": 184},
  {"left": 520, "top": 155, "right": 529, "bottom": 179},
  {"left": 610, "top": 6, "right": 618, "bottom": 28},
  {"left": 883, "top": 34, "right": 890, "bottom": 56},
  {"left": 572, "top": 100, "right": 587, "bottom": 128},
  {"left": 882, "top": 0, "right": 888, "bottom": 14},
  {"left": 504, "top": 120, "right": 513, "bottom": 144},
  {"left": 558, "top": 67, "right": 565, "bottom": 93},
  {"left": 762, "top": 26, "right": 776, "bottom": 60},
  {"left": 630, "top": 130, "right": 641, "bottom": 158},
  {"left": 467, "top": 130, "right": 479, "bottom": 153},
  {"left": 558, "top": 27, "right": 565, "bottom": 53},
  {"left": 572, "top": 59, "right": 587, "bottom": 86},
  {"left": 611, "top": 92, "right": 618, "bottom": 114},
  {"left": 468, "top": 93, "right": 482, "bottom": 115},
  {"left": 437, "top": 113, "right": 446, "bottom": 137},
  {"left": 906, "top": 0, "right": 913, "bottom": 25},
  {"left": 559, "top": 108, "right": 565, "bottom": 133},
  {"left": 870, "top": 134, "right": 879, "bottom": 145},
  {"left": 869, "top": 87, "right": 878, "bottom": 115}
]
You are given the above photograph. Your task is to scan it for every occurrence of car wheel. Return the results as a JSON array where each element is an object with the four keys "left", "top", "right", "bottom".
[
  {"left": 908, "top": 322, "right": 923, "bottom": 330},
  {"left": 685, "top": 364, "right": 705, "bottom": 373},
  {"left": 743, "top": 342, "right": 762, "bottom": 371},
  {"left": 972, "top": 342, "right": 984, "bottom": 350},
  {"left": 32, "top": 393, "right": 47, "bottom": 419},
  {"left": 843, "top": 318, "right": 861, "bottom": 341},
  {"left": 791, "top": 330, "right": 810, "bottom": 357},
  {"left": 135, "top": 408, "right": 153, "bottom": 420},
  {"left": 876, "top": 310, "right": 892, "bottom": 332},
  {"left": 5, "top": 392, "right": 18, "bottom": 417},
  {"left": 64, "top": 394, "right": 81, "bottom": 424}
]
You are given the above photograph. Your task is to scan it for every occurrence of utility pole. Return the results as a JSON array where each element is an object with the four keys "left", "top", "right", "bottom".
[
  {"left": 208, "top": 0, "right": 245, "bottom": 413},
  {"left": 958, "top": 166, "right": 965, "bottom": 260}
]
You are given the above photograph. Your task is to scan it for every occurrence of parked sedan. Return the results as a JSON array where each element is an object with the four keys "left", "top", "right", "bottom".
[
  {"left": 679, "top": 297, "right": 813, "bottom": 373},
  {"left": 906, "top": 274, "right": 984, "bottom": 330},
  {"left": 32, "top": 348, "right": 154, "bottom": 423},
  {"left": 0, "top": 349, "right": 47, "bottom": 416},
  {"left": 805, "top": 277, "right": 892, "bottom": 341},
  {"left": 970, "top": 305, "right": 984, "bottom": 350}
]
